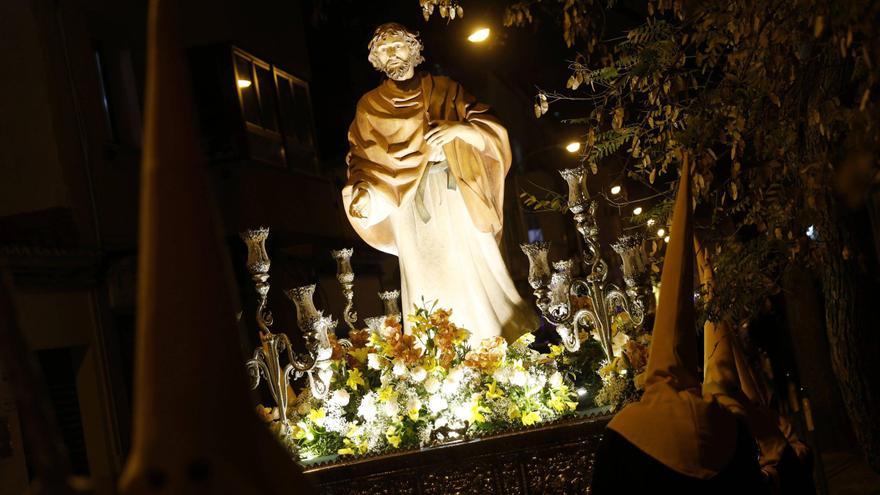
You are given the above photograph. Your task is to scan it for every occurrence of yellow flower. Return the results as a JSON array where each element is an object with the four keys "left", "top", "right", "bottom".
[
  {"left": 377, "top": 385, "right": 398, "bottom": 403},
  {"left": 408, "top": 408, "right": 420, "bottom": 421},
  {"left": 521, "top": 410, "right": 541, "bottom": 426},
  {"left": 515, "top": 332, "right": 536, "bottom": 347},
  {"left": 471, "top": 400, "right": 490, "bottom": 424},
  {"left": 308, "top": 407, "right": 326, "bottom": 424},
  {"left": 292, "top": 423, "right": 306, "bottom": 440},
  {"left": 485, "top": 380, "right": 504, "bottom": 399},
  {"left": 549, "top": 395, "right": 567, "bottom": 412},
  {"left": 346, "top": 369, "right": 366, "bottom": 390},
  {"left": 507, "top": 404, "right": 521, "bottom": 420},
  {"left": 338, "top": 447, "right": 354, "bottom": 455},
  {"left": 548, "top": 344, "right": 565, "bottom": 359},
  {"left": 387, "top": 435, "right": 401, "bottom": 448},
  {"left": 348, "top": 347, "right": 369, "bottom": 364}
]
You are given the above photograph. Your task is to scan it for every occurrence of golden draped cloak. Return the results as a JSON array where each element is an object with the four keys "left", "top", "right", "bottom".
[{"left": 342, "top": 72, "right": 511, "bottom": 255}]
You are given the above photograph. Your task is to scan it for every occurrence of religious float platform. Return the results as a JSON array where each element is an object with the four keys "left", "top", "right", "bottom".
[{"left": 301, "top": 408, "right": 611, "bottom": 495}]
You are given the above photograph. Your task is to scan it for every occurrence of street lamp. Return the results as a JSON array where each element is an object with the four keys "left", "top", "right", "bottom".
[{"left": 468, "top": 27, "right": 491, "bottom": 43}]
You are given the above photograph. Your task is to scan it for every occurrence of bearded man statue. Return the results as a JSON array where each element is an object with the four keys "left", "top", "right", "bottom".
[{"left": 342, "top": 23, "right": 538, "bottom": 343}]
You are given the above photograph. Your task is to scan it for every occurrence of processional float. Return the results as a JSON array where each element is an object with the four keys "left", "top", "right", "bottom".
[{"left": 240, "top": 164, "right": 655, "bottom": 424}]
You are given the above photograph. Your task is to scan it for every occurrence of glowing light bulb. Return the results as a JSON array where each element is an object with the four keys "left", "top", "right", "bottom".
[
  {"left": 610, "top": 185, "right": 621, "bottom": 195},
  {"left": 632, "top": 207, "right": 643, "bottom": 215},
  {"left": 657, "top": 228, "right": 666, "bottom": 237},
  {"left": 237, "top": 79, "right": 252, "bottom": 89},
  {"left": 468, "top": 28, "right": 491, "bottom": 43},
  {"left": 664, "top": 235, "right": 670, "bottom": 243},
  {"left": 565, "top": 141, "right": 581, "bottom": 153},
  {"left": 647, "top": 218, "right": 656, "bottom": 226}
]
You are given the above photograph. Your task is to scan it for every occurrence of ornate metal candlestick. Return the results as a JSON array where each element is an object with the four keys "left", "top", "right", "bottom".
[
  {"left": 379, "top": 289, "right": 401, "bottom": 322},
  {"left": 240, "top": 229, "right": 336, "bottom": 434},
  {"left": 612, "top": 234, "right": 654, "bottom": 322},
  {"left": 521, "top": 166, "right": 651, "bottom": 360},
  {"left": 331, "top": 248, "right": 358, "bottom": 330},
  {"left": 520, "top": 242, "right": 552, "bottom": 314}
]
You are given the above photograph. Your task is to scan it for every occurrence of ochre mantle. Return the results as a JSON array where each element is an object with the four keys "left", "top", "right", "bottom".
[{"left": 303, "top": 413, "right": 611, "bottom": 494}]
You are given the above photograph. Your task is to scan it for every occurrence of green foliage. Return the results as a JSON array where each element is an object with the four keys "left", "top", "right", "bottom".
[{"left": 509, "top": 0, "right": 880, "bottom": 324}]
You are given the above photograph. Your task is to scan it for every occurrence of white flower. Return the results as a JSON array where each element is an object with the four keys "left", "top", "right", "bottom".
[
  {"left": 493, "top": 366, "right": 511, "bottom": 384},
  {"left": 406, "top": 397, "right": 422, "bottom": 413},
  {"left": 424, "top": 377, "right": 441, "bottom": 394},
  {"left": 358, "top": 395, "right": 377, "bottom": 421},
  {"left": 448, "top": 366, "right": 465, "bottom": 383},
  {"left": 392, "top": 359, "right": 408, "bottom": 377},
  {"left": 428, "top": 394, "right": 448, "bottom": 413},
  {"left": 380, "top": 371, "right": 393, "bottom": 385},
  {"left": 410, "top": 366, "right": 427, "bottom": 383},
  {"left": 367, "top": 353, "right": 382, "bottom": 370},
  {"left": 510, "top": 370, "right": 528, "bottom": 387},
  {"left": 331, "top": 389, "right": 350, "bottom": 406},
  {"left": 442, "top": 377, "right": 460, "bottom": 396},
  {"left": 383, "top": 399, "right": 400, "bottom": 417},
  {"left": 549, "top": 371, "right": 564, "bottom": 389},
  {"left": 454, "top": 402, "right": 473, "bottom": 422},
  {"left": 612, "top": 331, "right": 630, "bottom": 357}
]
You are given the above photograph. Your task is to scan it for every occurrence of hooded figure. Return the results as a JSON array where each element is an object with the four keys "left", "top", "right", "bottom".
[
  {"left": 591, "top": 161, "right": 765, "bottom": 494},
  {"left": 119, "top": 1, "right": 314, "bottom": 492}
]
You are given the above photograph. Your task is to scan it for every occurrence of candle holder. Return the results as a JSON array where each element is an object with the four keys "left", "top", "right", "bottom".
[
  {"left": 240, "top": 229, "right": 338, "bottom": 426},
  {"left": 520, "top": 168, "right": 653, "bottom": 359},
  {"left": 612, "top": 234, "right": 653, "bottom": 327},
  {"left": 285, "top": 284, "right": 321, "bottom": 335},
  {"left": 520, "top": 241, "right": 552, "bottom": 314},
  {"left": 379, "top": 290, "right": 401, "bottom": 322},
  {"left": 239, "top": 227, "right": 273, "bottom": 336},
  {"left": 331, "top": 248, "right": 358, "bottom": 330}
]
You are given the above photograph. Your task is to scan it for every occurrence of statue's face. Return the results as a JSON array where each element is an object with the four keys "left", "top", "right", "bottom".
[{"left": 373, "top": 33, "right": 416, "bottom": 81}]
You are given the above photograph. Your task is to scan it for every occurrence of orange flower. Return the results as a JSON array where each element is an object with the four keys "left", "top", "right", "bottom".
[
  {"left": 328, "top": 334, "right": 345, "bottom": 361},
  {"left": 386, "top": 322, "right": 423, "bottom": 365},
  {"left": 347, "top": 329, "right": 369, "bottom": 348},
  {"left": 464, "top": 337, "right": 507, "bottom": 372}
]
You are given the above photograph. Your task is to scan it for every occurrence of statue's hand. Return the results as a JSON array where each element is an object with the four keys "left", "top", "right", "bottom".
[
  {"left": 350, "top": 185, "right": 371, "bottom": 219},
  {"left": 425, "top": 120, "right": 485, "bottom": 150}
]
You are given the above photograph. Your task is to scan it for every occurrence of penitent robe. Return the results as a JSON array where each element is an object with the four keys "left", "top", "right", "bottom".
[{"left": 342, "top": 72, "right": 537, "bottom": 343}]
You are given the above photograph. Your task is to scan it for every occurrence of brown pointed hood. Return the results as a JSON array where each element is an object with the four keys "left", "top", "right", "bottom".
[
  {"left": 119, "top": 1, "right": 313, "bottom": 492},
  {"left": 697, "top": 241, "right": 745, "bottom": 414},
  {"left": 732, "top": 338, "right": 789, "bottom": 466},
  {"left": 697, "top": 241, "right": 788, "bottom": 467},
  {"left": 608, "top": 158, "right": 738, "bottom": 479}
]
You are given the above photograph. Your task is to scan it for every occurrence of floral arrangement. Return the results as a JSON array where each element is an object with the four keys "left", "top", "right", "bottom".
[
  {"left": 274, "top": 303, "right": 582, "bottom": 461},
  {"left": 592, "top": 311, "right": 651, "bottom": 410}
]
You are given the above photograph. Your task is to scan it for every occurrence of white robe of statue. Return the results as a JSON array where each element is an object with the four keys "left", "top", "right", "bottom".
[{"left": 342, "top": 26, "right": 537, "bottom": 343}]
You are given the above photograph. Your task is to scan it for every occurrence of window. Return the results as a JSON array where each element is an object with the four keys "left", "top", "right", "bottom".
[
  {"left": 275, "top": 67, "right": 317, "bottom": 167},
  {"left": 231, "top": 48, "right": 317, "bottom": 170}
]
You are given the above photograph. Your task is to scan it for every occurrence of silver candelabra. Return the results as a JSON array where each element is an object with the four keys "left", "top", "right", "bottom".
[
  {"left": 240, "top": 228, "right": 402, "bottom": 426},
  {"left": 521, "top": 165, "right": 653, "bottom": 360}
]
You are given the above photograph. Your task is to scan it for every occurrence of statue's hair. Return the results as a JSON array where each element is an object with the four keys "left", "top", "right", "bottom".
[{"left": 367, "top": 22, "right": 425, "bottom": 72}]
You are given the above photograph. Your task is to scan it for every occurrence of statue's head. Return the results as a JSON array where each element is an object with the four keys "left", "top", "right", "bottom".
[{"left": 368, "top": 22, "right": 425, "bottom": 81}]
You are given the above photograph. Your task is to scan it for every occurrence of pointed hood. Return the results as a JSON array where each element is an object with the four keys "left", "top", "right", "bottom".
[
  {"left": 608, "top": 158, "right": 738, "bottom": 479},
  {"left": 698, "top": 240, "right": 788, "bottom": 467},
  {"left": 732, "top": 338, "right": 789, "bottom": 466},
  {"left": 119, "top": 1, "right": 313, "bottom": 492},
  {"left": 697, "top": 240, "right": 745, "bottom": 414}
]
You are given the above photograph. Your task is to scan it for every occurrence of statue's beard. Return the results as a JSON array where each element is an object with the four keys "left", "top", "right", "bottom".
[{"left": 382, "top": 57, "right": 414, "bottom": 81}]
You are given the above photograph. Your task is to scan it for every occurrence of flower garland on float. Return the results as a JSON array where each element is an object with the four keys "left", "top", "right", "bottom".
[{"left": 258, "top": 302, "right": 649, "bottom": 462}]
